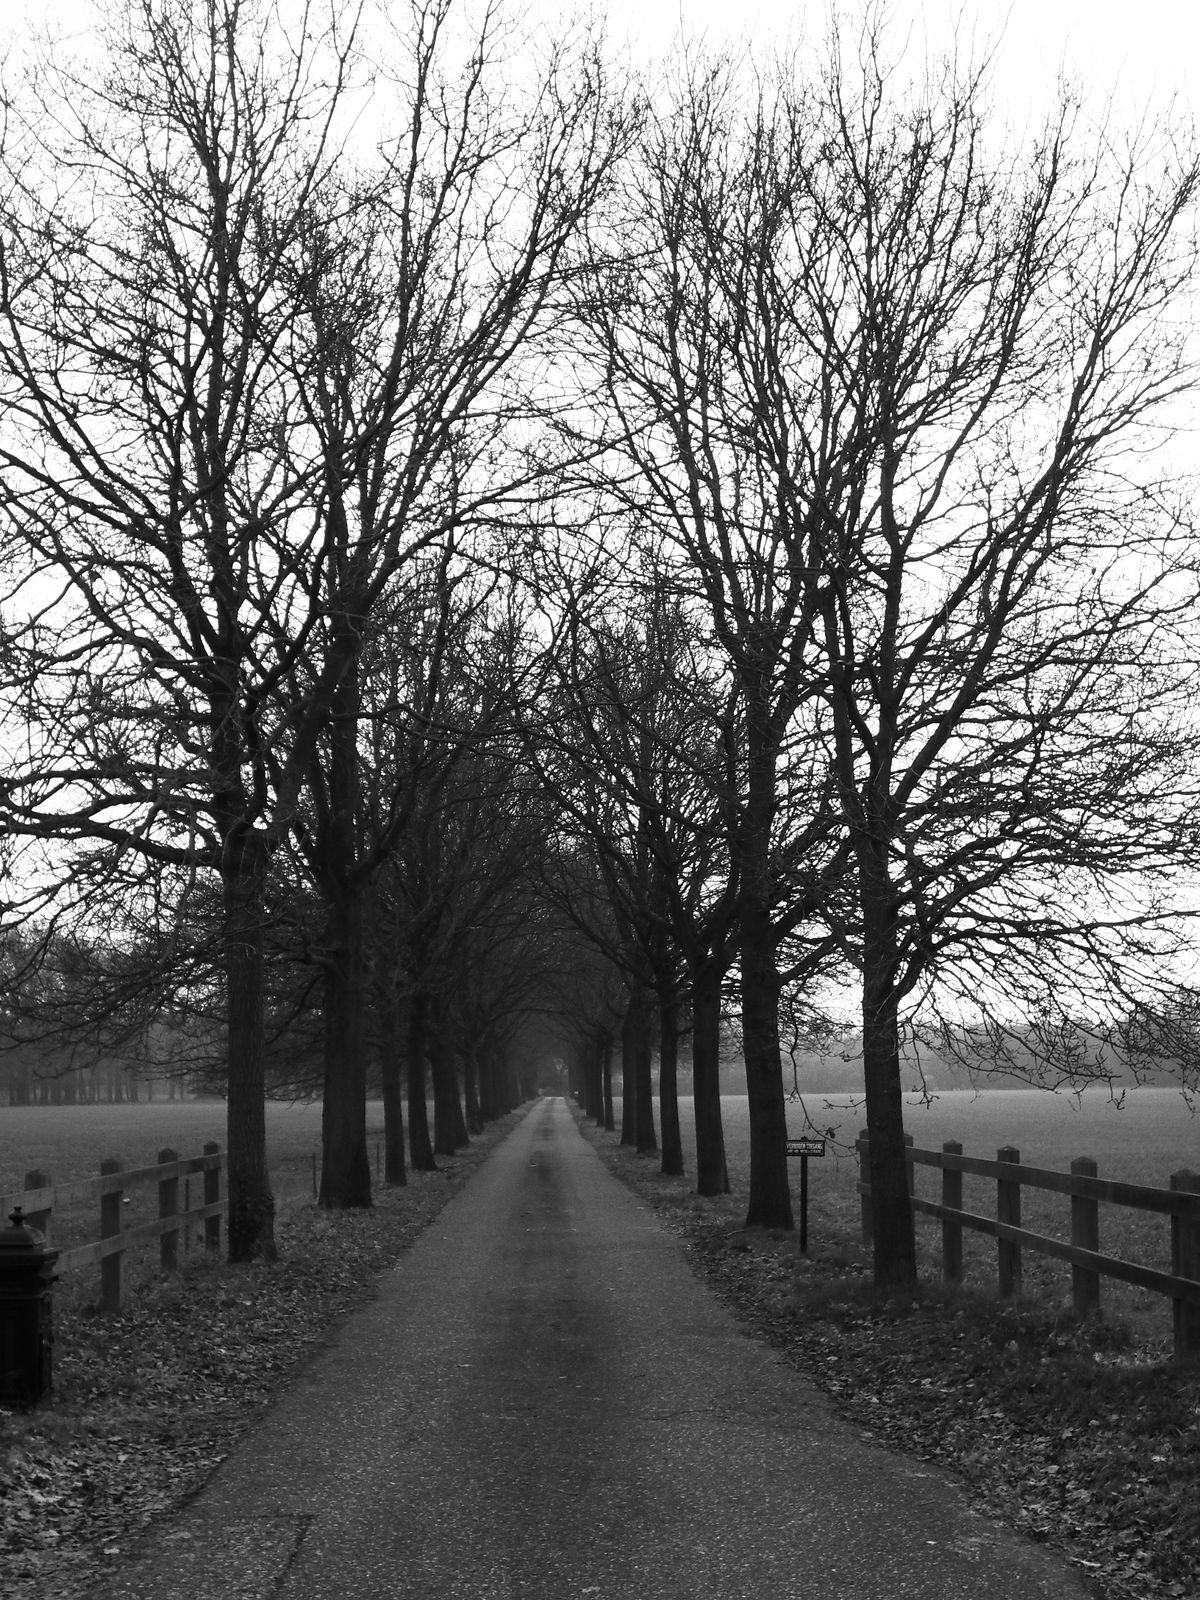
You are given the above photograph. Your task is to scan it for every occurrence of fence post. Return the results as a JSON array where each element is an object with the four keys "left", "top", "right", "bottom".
[
  {"left": 997, "top": 1146, "right": 1021, "bottom": 1298},
  {"left": 158, "top": 1148, "right": 180, "bottom": 1274},
  {"left": 941, "top": 1142, "right": 963, "bottom": 1285},
  {"left": 203, "top": 1143, "right": 221, "bottom": 1253},
  {"left": 100, "top": 1158, "right": 123, "bottom": 1314},
  {"left": 904, "top": 1132, "right": 914, "bottom": 1198},
  {"left": 1170, "top": 1171, "right": 1200, "bottom": 1360},
  {"left": 23, "top": 1170, "right": 51, "bottom": 1239},
  {"left": 856, "top": 1130, "right": 872, "bottom": 1245},
  {"left": 1071, "top": 1157, "right": 1101, "bottom": 1318}
]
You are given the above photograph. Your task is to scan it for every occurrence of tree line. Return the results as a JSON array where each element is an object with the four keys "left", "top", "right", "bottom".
[{"left": 1, "top": 0, "right": 1198, "bottom": 1287}]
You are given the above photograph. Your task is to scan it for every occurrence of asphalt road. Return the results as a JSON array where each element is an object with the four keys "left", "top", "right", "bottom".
[{"left": 100, "top": 1097, "right": 1091, "bottom": 1599}]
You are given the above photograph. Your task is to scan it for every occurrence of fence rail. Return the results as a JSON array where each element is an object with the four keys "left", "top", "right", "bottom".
[
  {"left": 856, "top": 1132, "right": 1200, "bottom": 1360},
  {"left": 1, "top": 1143, "right": 225, "bottom": 1313}
]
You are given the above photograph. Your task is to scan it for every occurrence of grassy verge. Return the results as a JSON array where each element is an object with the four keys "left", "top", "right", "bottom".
[
  {"left": 576, "top": 1109, "right": 1200, "bottom": 1600},
  {"left": 0, "top": 1110, "right": 523, "bottom": 1600}
]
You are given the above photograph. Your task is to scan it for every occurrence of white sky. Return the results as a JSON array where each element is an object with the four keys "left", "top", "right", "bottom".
[
  {"left": 9, "top": 0, "right": 1198, "bottom": 117},
  {"left": 601, "top": 0, "right": 1195, "bottom": 113},
  {"left": 8, "top": 0, "right": 1198, "bottom": 437}
]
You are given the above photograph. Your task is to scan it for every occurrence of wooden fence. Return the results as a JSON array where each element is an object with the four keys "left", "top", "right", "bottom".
[
  {"left": 856, "top": 1132, "right": 1200, "bottom": 1360},
  {"left": 1, "top": 1143, "right": 225, "bottom": 1314}
]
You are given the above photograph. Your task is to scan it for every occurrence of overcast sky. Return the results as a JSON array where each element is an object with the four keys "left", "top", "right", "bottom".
[
  {"left": 10, "top": 0, "right": 1196, "bottom": 434},
  {"left": 602, "top": 0, "right": 1195, "bottom": 112},
  {"left": 12, "top": 0, "right": 1198, "bottom": 114}
]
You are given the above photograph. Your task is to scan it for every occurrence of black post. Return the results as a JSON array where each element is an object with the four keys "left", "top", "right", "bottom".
[
  {"left": 0, "top": 1207, "right": 59, "bottom": 1409},
  {"left": 800, "top": 1154, "right": 809, "bottom": 1253}
]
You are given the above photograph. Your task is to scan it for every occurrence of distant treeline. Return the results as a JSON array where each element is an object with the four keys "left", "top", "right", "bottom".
[{"left": 5, "top": 1060, "right": 191, "bottom": 1106}]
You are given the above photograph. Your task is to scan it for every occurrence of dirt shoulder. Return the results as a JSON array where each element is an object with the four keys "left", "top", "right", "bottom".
[{"left": 574, "top": 1111, "right": 1200, "bottom": 1600}]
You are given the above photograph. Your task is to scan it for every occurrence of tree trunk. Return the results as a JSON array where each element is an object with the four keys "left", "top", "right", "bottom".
[
  {"left": 463, "top": 1044, "right": 483, "bottom": 1134},
  {"left": 451, "top": 1054, "right": 470, "bottom": 1145},
  {"left": 590, "top": 1029, "right": 608, "bottom": 1124},
  {"left": 431, "top": 1033, "right": 458, "bottom": 1157},
  {"left": 501, "top": 1050, "right": 514, "bottom": 1113},
  {"left": 484, "top": 1045, "right": 511, "bottom": 1116},
  {"left": 407, "top": 987, "right": 437, "bottom": 1170},
  {"left": 601, "top": 1031, "right": 615, "bottom": 1131},
  {"left": 690, "top": 960, "right": 729, "bottom": 1196},
  {"left": 593, "top": 1032, "right": 606, "bottom": 1123},
  {"left": 657, "top": 987, "right": 684, "bottom": 1176},
  {"left": 739, "top": 726, "right": 793, "bottom": 1229},
  {"left": 477, "top": 1041, "right": 497, "bottom": 1122},
  {"left": 740, "top": 896, "right": 792, "bottom": 1228},
  {"left": 619, "top": 993, "right": 638, "bottom": 1147},
  {"left": 430, "top": 1003, "right": 467, "bottom": 1155},
  {"left": 860, "top": 862, "right": 917, "bottom": 1286},
  {"left": 319, "top": 874, "right": 372, "bottom": 1208},
  {"left": 314, "top": 594, "right": 372, "bottom": 1208},
  {"left": 377, "top": 981, "right": 407, "bottom": 1186},
  {"left": 505, "top": 1049, "right": 521, "bottom": 1111},
  {"left": 629, "top": 985, "right": 657, "bottom": 1155},
  {"left": 221, "top": 825, "right": 277, "bottom": 1262},
  {"left": 574, "top": 1042, "right": 590, "bottom": 1115}
]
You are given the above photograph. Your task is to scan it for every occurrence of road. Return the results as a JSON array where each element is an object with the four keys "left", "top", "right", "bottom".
[{"left": 100, "top": 1098, "right": 1090, "bottom": 1599}]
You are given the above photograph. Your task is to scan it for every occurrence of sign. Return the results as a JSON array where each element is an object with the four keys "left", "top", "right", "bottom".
[{"left": 786, "top": 1137, "right": 824, "bottom": 1253}]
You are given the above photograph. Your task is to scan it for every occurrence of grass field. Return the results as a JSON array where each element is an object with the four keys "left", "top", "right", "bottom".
[
  {"left": 0, "top": 1099, "right": 395, "bottom": 1306},
  {"left": 0, "top": 1101, "right": 234, "bottom": 1195},
  {"left": 672, "top": 1087, "right": 1200, "bottom": 1345},
  {"left": 0, "top": 1098, "right": 395, "bottom": 1203},
  {"left": 4, "top": 1086, "right": 1197, "bottom": 1336}
]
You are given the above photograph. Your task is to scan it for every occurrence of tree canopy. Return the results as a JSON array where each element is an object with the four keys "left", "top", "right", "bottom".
[{"left": 1, "top": 1, "right": 1199, "bottom": 1286}]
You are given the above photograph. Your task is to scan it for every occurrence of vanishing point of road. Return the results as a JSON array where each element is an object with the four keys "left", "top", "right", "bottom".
[{"left": 98, "top": 1098, "right": 1090, "bottom": 1599}]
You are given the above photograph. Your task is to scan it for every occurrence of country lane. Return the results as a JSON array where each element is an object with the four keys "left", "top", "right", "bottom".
[{"left": 96, "top": 1096, "right": 1091, "bottom": 1600}]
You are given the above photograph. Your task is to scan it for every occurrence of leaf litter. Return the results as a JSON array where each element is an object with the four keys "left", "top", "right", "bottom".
[
  {"left": 581, "top": 1116, "right": 1200, "bottom": 1600},
  {"left": 0, "top": 1117, "right": 520, "bottom": 1600}
]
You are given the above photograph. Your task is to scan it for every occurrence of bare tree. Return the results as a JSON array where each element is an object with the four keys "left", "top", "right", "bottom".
[
  {"left": 358, "top": 572, "right": 556, "bottom": 1171},
  {"left": 274, "top": 0, "right": 627, "bottom": 1206},
  {"left": 565, "top": 57, "right": 852, "bottom": 1227},
  {"left": 520, "top": 533, "right": 739, "bottom": 1187},
  {"left": 0, "top": 0, "right": 627, "bottom": 1242},
  {"left": 567, "top": 27, "right": 1200, "bottom": 1267},
  {"left": 0, "top": 0, "right": 367, "bottom": 1258},
  {"left": 800, "top": 35, "right": 1200, "bottom": 1283}
]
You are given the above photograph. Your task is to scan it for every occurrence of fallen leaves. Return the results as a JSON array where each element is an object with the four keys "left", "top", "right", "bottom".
[
  {"left": 0, "top": 1119, "right": 519, "bottom": 1600},
  {"left": 586, "top": 1117, "right": 1200, "bottom": 1600}
]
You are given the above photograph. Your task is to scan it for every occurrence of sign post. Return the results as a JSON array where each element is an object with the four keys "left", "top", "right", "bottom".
[{"left": 785, "top": 1137, "right": 826, "bottom": 1253}]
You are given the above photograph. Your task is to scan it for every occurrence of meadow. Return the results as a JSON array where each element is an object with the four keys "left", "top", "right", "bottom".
[
  {"left": 0, "top": 1099, "right": 394, "bottom": 1304},
  {"left": 686, "top": 1087, "right": 1200, "bottom": 1345},
  {"left": 4, "top": 1086, "right": 1197, "bottom": 1337},
  {"left": 0, "top": 1099, "right": 395, "bottom": 1200}
]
